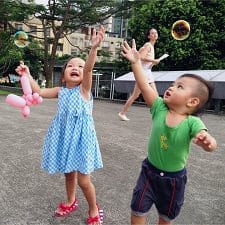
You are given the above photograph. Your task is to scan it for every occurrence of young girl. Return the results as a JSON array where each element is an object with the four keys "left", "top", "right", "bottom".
[
  {"left": 121, "top": 40, "right": 217, "bottom": 225},
  {"left": 16, "top": 26, "right": 105, "bottom": 225}
]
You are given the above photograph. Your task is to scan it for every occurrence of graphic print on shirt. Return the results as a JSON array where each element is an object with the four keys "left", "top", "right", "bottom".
[{"left": 160, "top": 134, "right": 168, "bottom": 150}]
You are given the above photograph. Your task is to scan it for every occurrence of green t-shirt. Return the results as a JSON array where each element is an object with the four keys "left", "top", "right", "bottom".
[{"left": 148, "top": 97, "right": 207, "bottom": 172}]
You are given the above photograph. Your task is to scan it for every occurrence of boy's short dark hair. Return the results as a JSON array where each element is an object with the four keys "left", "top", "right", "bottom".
[{"left": 179, "top": 74, "right": 214, "bottom": 115}]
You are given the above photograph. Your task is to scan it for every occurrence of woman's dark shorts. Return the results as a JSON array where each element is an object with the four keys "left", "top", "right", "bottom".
[{"left": 131, "top": 158, "right": 187, "bottom": 221}]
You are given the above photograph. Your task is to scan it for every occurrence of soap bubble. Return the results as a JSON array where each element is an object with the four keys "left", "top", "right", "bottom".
[
  {"left": 171, "top": 20, "right": 190, "bottom": 41},
  {"left": 14, "top": 31, "right": 29, "bottom": 48}
]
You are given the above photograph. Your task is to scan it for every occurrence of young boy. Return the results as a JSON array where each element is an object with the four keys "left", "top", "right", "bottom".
[{"left": 121, "top": 40, "right": 217, "bottom": 225}]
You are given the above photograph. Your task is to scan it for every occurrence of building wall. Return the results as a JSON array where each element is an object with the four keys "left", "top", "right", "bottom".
[{"left": 13, "top": 17, "right": 123, "bottom": 61}]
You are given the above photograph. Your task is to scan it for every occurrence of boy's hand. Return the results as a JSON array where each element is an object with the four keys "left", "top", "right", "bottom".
[
  {"left": 91, "top": 25, "right": 105, "bottom": 49},
  {"left": 121, "top": 39, "right": 141, "bottom": 64},
  {"left": 193, "top": 130, "right": 217, "bottom": 152}
]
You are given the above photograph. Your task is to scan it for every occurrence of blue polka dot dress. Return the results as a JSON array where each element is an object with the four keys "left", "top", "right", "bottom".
[{"left": 41, "top": 86, "right": 103, "bottom": 174}]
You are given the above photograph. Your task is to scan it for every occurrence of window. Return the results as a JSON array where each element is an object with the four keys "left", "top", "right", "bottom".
[
  {"left": 79, "top": 38, "right": 83, "bottom": 48},
  {"left": 46, "top": 28, "right": 50, "bottom": 37},
  {"left": 57, "top": 43, "right": 63, "bottom": 51},
  {"left": 84, "top": 40, "right": 90, "bottom": 47},
  {"left": 29, "top": 25, "right": 37, "bottom": 35},
  {"left": 71, "top": 48, "right": 78, "bottom": 55},
  {"left": 102, "top": 41, "right": 110, "bottom": 48},
  {"left": 15, "top": 23, "right": 23, "bottom": 31},
  {"left": 115, "top": 41, "right": 122, "bottom": 48},
  {"left": 71, "top": 37, "right": 79, "bottom": 45}
]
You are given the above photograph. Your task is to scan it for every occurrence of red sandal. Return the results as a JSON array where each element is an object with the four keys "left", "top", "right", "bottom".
[
  {"left": 87, "top": 204, "right": 104, "bottom": 224},
  {"left": 54, "top": 198, "right": 78, "bottom": 217}
]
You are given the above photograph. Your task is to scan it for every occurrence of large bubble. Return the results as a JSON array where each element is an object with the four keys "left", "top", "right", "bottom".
[
  {"left": 14, "top": 31, "right": 29, "bottom": 48},
  {"left": 171, "top": 20, "right": 190, "bottom": 41}
]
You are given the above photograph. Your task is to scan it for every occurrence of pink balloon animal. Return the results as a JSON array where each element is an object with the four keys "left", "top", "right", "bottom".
[{"left": 5, "top": 66, "right": 43, "bottom": 117}]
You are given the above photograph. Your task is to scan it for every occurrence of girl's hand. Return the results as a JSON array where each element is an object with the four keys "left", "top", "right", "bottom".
[
  {"left": 91, "top": 25, "right": 105, "bottom": 49},
  {"left": 121, "top": 39, "right": 141, "bottom": 64},
  {"left": 15, "top": 61, "right": 31, "bottom": 77},
  {"left": 193, "top": 130, "right": 217, "bottom": 152}
]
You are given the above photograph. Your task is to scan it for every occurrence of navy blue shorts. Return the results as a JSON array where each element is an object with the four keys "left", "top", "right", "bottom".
[{"left": 131, "top": 158, "right": 187, "bottom": 221}]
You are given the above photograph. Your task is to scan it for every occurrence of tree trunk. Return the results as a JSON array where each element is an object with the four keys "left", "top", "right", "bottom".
[{"left": 43, "top": 58, "right": 55, "bottom": 88}]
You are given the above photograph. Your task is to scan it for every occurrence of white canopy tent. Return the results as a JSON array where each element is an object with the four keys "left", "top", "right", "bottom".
[{"left": 114, "top": 70, "right": 225, "bottom": 99}]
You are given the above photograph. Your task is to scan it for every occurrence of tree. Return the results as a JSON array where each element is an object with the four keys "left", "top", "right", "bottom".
[
  {"left": 28, "top": 0, "right": 144, "bottom": 87},
  {"left": 1, "top": 0, "right": 145, "bottom": 86},
  {"left": 0, "top": 0, "right": 43, "bottom": 80},
  {"left": 127, "top": 0, "right": 225, "bottom": 71},
  {"left": 0, "top": 31, "right": 22, "bottom": 76}
]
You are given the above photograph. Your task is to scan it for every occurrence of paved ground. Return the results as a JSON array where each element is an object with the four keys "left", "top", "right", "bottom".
[{"left": 0, "top": 96, "right": 225, "bottom": 225}]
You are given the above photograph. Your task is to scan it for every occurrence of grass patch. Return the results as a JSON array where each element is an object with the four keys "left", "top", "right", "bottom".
[
  {"left": 0, "top": 89, "right": 22, "bottom": 95},
  {"left": 0, "top": 90, "right": 10, "bottom": 95}
]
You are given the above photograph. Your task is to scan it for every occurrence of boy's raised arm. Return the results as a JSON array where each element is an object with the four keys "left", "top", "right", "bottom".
[{"left": 121, "top": 40, "right": 158, "bottom": 107}]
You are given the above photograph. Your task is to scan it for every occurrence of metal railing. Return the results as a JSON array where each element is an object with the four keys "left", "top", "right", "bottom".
[{"left": 93, "top": 71, "right": 116, "bottom": 100}]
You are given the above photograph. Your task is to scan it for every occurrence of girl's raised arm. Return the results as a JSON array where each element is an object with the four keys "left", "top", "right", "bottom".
[{"left": 82, "top": 26, "right": 105, "bottom": 97}]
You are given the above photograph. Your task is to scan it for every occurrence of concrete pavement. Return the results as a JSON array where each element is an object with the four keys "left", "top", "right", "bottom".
[{"left": 0, "top": 96, "right": 225, "bottom": 225}]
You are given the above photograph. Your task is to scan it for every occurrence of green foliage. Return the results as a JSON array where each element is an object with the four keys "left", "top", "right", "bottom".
[
  {"left": 35, "top": 0, "right": 137, "bottom": 34},
  {"left": 30, "top": 0, "right": 141, "bottom": 87},
  {"left": 0, "top": 31, "right": 23, "bottom": 75},
  {"left": 22, "top": 41, "right": 44, "bottom": 79},
  {"left": 0, "top": 90, "right": 10, "bottom": 95},
  {"left": 0, "top": 0, "right": 43, "bottom": 78},
  {"left": 0, "top": 31, "right": 43, "bottom": 79},
  {"left": 127, "top": 0, "right": 225, "bottom": 71}
]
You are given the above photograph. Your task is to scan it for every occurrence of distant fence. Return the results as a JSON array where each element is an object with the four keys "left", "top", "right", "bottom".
[
  {"left": 92, "top": 72, "right": 225, "bottom": 113},
  {"left": 53, "top": 65, "right": 132, "bottom": 102},
  {"left": 2, "top": 69, "right": 225, "bottom": 113}
]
